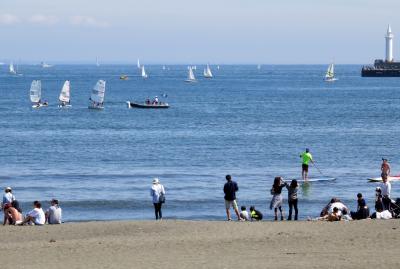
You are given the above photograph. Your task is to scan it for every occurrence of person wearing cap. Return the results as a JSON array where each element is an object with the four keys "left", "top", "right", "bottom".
[
  {"left": 300, "top": 148, "right": 314, "bottom": 182},
  {"left": 2, "top": 187, "right": 15, "bottom": 209},
  {"left": 153, "top": 96, "right": 159, "bottom": 105},
  {"left": 150, "top": 178, "right": 165, "bottom": 220},
  {"left": 45, "top": 199, "right": 62, "bottom": 224},
  {"left": 3, "top": 203, "right": 22, "bottom": 225},
  {"left": 381, "top": 158, "right": 391, "bottom": 178}
]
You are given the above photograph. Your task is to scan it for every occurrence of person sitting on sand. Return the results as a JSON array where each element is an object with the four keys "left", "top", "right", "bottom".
[
  {"left": 350, "top": 193, "right": 369, "bottom": 220},
  {"left": 270, "top": 177, "right": 285, "bottom": 221},
  {"left": 285, "top": 179, "right": 299, "bottom": 221},
  {"left": 46, "top": 199, "right": 62, "bottom": 224},
  {"left": 20, "top": 201, "right": 45, "bottom": 226},
  {"left": 381, "top": 158, "right": 391, "bottom": 178},
  {"left": 3, "top": 203, "right": 22, "bottom": 225},
  {"left": 239, "top": 206, "right": 251, "bottom": 221},
  {"left": 320, "top": 198, "right": 349, "bottom": 218},
  {"left": 249, "top": 206, "right": 263, "bottom": 221}
]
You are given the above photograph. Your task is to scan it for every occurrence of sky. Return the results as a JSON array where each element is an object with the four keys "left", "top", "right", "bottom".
[{"left": 0, "top": 0, "right": 399, "bottom": 64}]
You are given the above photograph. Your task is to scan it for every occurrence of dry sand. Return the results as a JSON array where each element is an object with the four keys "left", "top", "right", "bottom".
[{"left": 0, "top": 220, "right": 399, "bottom": 269}]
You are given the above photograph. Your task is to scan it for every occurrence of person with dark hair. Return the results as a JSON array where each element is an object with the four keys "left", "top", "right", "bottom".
[
  {"left": 285, "top": 179, "right": 299, "bottom": 220},
  {"left": 239, "top": 206, "right": 250, "bottom": 221},
  {"left": 300, "top": 148, "right": 314, "bottom": 182},
  {"left": 350, "top": 193, "right": 370, "bottom": 220},
  {"left": 223, "top": 175, "right": 242, "bottom": 221},
  {"left": 20, "top": 201, "right": 45, "bottom": 225},
  {"left": 270, "top": 177, "right": 286, "bottom": 221},
  {"left": 380, "top": 174, "right": 392, "bottom": 210},
  {"left": 11, "top": 200, "right": 22, "bottom": 214},
  {"left": 46, "top": 199, "right": 62, "bottom": 224},
  {"left": 381, "top": 158, "right": 391, "bottom": 178},
  {"left": 249, "top": 206, "right": 263, "bottom": 221},
  {"left": 3, "top": 203, "right": 22, "bottom": 225}
]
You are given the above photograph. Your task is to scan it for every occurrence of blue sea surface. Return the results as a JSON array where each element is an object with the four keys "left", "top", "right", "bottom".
[{"left": 0, "top": 64, "right": 399, "bottom": 221}]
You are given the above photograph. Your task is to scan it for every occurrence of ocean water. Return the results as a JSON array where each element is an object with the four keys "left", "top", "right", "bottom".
[{"left": 0, "top": 64, "right": 399, "bottom": 221}]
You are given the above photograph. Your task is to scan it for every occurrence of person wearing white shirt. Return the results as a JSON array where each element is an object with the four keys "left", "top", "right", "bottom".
[
  {"left": 21, "top": 201, "right": 45, "bottom": 225},
  {"left": 2, "top": 187, "right": 15, "bottom": 208},
  {"left": 46, "top": 199, "right": 62, "bottom": 224},
  {"left": 380, "top": 174, "right": 392, "bottom": 210},
  {"left": 150, "top": 178, "right": 165, "bottom": 220}
]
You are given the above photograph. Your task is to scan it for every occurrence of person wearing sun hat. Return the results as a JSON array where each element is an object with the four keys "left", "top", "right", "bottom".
[
  {"left": 2, "top": 187, "right": 16, "bottom": 209},
  {"left": 150, "top": 178, "right": 165, "bottom": 220}
]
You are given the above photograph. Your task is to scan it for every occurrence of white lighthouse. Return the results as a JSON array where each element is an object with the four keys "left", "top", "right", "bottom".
[{"left": 385, "top": 24, "right": 394, "bottom": 62}]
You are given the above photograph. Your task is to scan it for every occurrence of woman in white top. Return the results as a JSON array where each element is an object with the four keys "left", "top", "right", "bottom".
[{"left": 150, "top": 178, "right": 165, "bottom": 220}]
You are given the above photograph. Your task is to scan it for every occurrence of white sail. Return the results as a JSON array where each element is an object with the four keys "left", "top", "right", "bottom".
[
  {"left": 137, "top": 59, "right": 141, "bottom": 69},
  {"left": 90, "top": 80, "right": 106, "bottom": 104},
  {"left": 204, "top": 64, "right": 213, "bottom": 78},
  {"left": 187, "top": 66, "right": 196, "bottom": 81},
  {"left": 9, "top": 62, "right": 16, "bottom": 74},
  {"left": 30, "top": 80, "right": 41, "bottom": 103},
  {"left": 141, "top": 65, "right": 148, "bottom": 78},
  {"left": 59, "top": 80, "right": 71, "bottom": 103},
  {"left": 96, "top": 57, "right": 100, "bottom": 67},
  {"left": 325, "top": 63, "right": 335, "bottom": 79},
  {"left": 41, "top": 62, "right": 52, "bottom": 68}
]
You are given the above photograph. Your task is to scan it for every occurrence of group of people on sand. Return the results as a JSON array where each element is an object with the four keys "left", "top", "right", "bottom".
[
  {"left": 2, "top": 187, "right": 62, "bottom": 226},
  {"left": 222, "top": 155, "right": 399, "bottom": 222}
]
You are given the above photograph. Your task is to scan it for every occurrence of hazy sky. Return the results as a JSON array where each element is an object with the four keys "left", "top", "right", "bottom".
[{"left": 0, "top": 0, "right": 399, "bottom": 64}]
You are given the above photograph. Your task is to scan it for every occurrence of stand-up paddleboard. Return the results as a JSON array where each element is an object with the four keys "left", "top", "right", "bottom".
[
  {"left": 368, "top": 175, "right": 400, "bottom": 182},
  {"left": 295, "top": 177, "right": 336, "bottom": 183}
]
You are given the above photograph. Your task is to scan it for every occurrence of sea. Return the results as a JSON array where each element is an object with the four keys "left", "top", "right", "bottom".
[{"left": 0, "top": 64, "right": 399, "bottom": 221}]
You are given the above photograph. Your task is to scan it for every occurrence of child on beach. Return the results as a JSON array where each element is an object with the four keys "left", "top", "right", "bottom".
[
  {"left": 249, "top": 206, "right": 263, "bottom": 221},
  {"left": 270, "top": 177, "right": 285, "bottom": 221},
  {"left": 239, "top": 206, "right": 251, "bottom": 221},
  {"left": 285, "top": 179, "right": 299, "bottom": 220}
]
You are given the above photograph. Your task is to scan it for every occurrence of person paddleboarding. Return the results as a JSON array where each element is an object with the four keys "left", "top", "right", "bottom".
[{"left": 300, "top": 148, "right": 314, "bottom": 182}]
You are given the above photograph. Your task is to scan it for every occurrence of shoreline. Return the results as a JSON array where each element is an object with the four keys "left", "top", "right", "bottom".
[{"left": 1, "top": 219, "right": 399, "bottom": 268}]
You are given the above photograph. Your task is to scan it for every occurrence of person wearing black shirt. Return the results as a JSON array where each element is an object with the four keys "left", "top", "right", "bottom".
[{"left": 223, "top": 175, "right": 242, "bottom": 221}]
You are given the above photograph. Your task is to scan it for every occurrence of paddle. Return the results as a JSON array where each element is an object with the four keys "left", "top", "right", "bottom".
[{"left": 313, "top": 162, "right": 327, "bottom": 177}]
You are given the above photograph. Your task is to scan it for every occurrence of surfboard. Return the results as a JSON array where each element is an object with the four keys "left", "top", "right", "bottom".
[
  {"left": 368, "top": 175, "right": 400, "bottom": 182},
  {"left": 295, "top": 177, "right": 336, "bottom": 183}
]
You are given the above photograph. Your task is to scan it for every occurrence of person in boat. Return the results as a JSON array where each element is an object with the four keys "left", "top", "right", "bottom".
[
  {"left": 145, "top": 98, "right": 151, "bottom": 105},
  {"left": 43, "top": 100, "right": 48, "bottom": 106},
  {"left": 153, "top": 96, "right": 159, "bottom": 105},
  {"left": 381, "top": 158, "right": 391, "bottom": 178},
  {"left": 350, "top": 193, "right": 370, "bottom": 220},
  {"left": 300, "top": 148, "right": 314, "bottom": 182}
]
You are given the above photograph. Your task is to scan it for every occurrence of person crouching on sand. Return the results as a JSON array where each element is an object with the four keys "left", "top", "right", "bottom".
[
  {"left": 270, "top": 177, "right": 285, "bottom": 221},
  {"left": 239, "top": 206, "right": 251, "bottom": 221},
  {"left": 223, "top": 175, "right": 242, "bottom": 221},
  {"left": 249, "top": 206, "right": 263, "bottom": 221}
]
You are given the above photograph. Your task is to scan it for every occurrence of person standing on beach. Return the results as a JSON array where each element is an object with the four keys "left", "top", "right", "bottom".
[
  {"left": 2, "top": 187, "right": 15, "bottom": 209},
  {"left": 150, "top": 178, "right": 165, "bottom": 220},
  {"left": 270, "top": 177, "right": 286, "bottom": 221},
  {"left": 223, "top": 175, "right": 242, "bottom": 221},
  {"left": 381, "top": 158, "right": 391, "bottom": 178},
  {"left": 380, "top": 174, "right": 391, "bottom": 210},
  {"left": 285, "top": 179, "right": 299, "bottom": 220},
  {"left": 300, "top": 148, "right": 314, "bottom": 181}
]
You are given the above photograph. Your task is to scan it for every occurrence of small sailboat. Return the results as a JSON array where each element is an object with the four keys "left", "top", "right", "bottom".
[
  {"left": 141, "top": 65, "right": 148, "bottom": 79},
  {"left": 88, "top": 80, "right": 106, "bottom": 109},
  {"left": 58, "top": 80, "right": 71, "bottom": 108},
  {"left": 30, "top": 80, "right": 48, "bottom": 108},
  {"left": 185, "top": 66, "right": 197, "bottom": 83},
  {"left": 203, "top": 64, "right": 213, "bottom": 78},
  {"left": 324, "top": 63, "right": 338, "bottom": 82},
  {"left": 137, "top": 59, "right": 141, "bottom": 69},
  {"left": 96, "top": 57, "right": 100, "bottom": 67},
  {"left": 120, "top": 75, "right": 128, "bottom": 80},
  {"left": 9, "top": 62, "right": 17, "bottom": 75}
]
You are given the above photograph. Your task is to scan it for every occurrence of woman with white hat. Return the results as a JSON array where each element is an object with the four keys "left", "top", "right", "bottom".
[{"left": 150, "top": 178, "right": 165, "bottom": 220}]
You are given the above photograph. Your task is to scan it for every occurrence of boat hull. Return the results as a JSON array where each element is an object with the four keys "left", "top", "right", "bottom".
[{"left": 127, "top": 101, "right": 169, "bottom": 109}]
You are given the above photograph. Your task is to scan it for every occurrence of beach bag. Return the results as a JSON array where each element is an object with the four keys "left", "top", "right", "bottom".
[{"left": 159, "top": 193, "right": 165, "bottom": 204}]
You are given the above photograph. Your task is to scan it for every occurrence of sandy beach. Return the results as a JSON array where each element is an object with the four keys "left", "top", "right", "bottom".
[{"left": 0, "top": 220, "right": 399, "bottom": 269}]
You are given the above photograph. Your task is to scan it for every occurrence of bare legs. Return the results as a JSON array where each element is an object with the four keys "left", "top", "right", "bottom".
[{"left": 274, "top": 207, "right": 284, "bottom": 220}]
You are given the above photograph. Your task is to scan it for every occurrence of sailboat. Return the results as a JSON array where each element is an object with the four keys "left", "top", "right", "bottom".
[
  {"left": 58, "top": 80, "right": 71, "bottom": 108},
  {"left": 30, "top": 80, "right": 48, "bottom": 108},
  {"left": 324, "top": 63, "right": 338, "bottom": 82},
  {"left": 96, "top": 57, "right": 100, "bottom": 67},
  {"left": 88, "top": 80, "right": 106, "bottom": 109},
  {"left": 41, "top": 62, "right": 52, "bottom": 68},
  {"left": 137, "top": 59, "right": 141, "bottom": 69},
  {"left": 141, "top": 65, "right": 148, "bottom": 79},
  {"left": 203, "top": 64, "right": 213, "bottom": 78},
  {"left": 9, "top": 62, "right": 16, "bottom": 75},
  {"left": 185, "top": 66, "right": 197, "bottom": 83}
]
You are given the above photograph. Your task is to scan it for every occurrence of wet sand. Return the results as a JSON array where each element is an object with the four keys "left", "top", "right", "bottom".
[{"left": 0, "top": 220, "right": 399, "bottom": 269}]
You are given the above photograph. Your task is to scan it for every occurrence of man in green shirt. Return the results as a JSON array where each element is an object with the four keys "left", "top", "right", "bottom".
[{"left": 300, "top": 148, "right": 314, "bottom": 181}]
